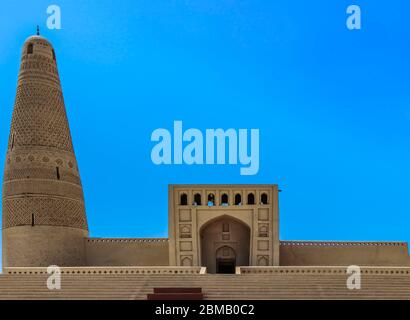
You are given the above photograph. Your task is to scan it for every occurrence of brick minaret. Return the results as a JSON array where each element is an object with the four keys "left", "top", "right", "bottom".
[{"left": 2, "top": 33, "right": 88, "bottom": 268}]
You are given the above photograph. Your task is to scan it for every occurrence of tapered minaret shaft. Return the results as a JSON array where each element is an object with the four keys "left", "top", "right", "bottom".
[{"left": 2, "top": 34, "right": 88, "bottom": 268}]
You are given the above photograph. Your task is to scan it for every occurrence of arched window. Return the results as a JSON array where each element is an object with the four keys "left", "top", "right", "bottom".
[
  {"left": 247, "top": 193, "right": 255, "bottom": 205},
  {"left": 180, "top": 193, "right": 188, "bottom": 205},
  {"left": 208, "top": 193, "right": 215, "bottom": 206},
  {"left": 27, "top": 43, "right": 33, "bottom": 54},
  {"left": 234, "top": 193, "right": 242, "bottom": 205},
  {"left": 221, "top": 193, "right": 228, "bottom": 206},
  {"left": 261, "top": 193, "right": 268, "bottom": 205},
  {"left": 194, "top": 193, "right": 201, "bottom": 206}
]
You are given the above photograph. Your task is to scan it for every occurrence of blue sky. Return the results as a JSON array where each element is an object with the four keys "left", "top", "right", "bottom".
[{"left": 0, "top": 0, "right": 410, "bottom": 263}]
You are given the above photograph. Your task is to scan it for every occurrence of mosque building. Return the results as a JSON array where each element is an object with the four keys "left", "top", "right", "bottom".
[{"left": 1, "top": 32, "right": 409, "bottom": 299}]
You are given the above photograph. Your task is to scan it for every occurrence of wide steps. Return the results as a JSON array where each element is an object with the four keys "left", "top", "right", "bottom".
[{"left": 0, "top": 272, "right": 409, "bottom": 299}]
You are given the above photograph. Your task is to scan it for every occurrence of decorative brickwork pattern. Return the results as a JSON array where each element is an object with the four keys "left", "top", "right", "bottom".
[
  {"left": 2, "top": 35, "right": 88, "bottom": 231},
  {"left": 4, "top": 167, "right": 81, "bottom": 185},
  {"left": 9, "top": 83, "right": 73, "bottom": 151},
  {"left": 3, "top": 196, "right": 87, "bottom": 229}
]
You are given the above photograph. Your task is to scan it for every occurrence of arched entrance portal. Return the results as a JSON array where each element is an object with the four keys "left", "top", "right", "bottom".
[
  {"left": 216, "top": 246, "right": 236, "bottom": 273},
  {"left": 200, "top": 216, "right": 250, "bottom": 274}
]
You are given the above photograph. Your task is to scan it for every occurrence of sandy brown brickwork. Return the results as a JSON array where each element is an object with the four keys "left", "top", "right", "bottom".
[
  {"left": 85, "top": 238, "right": 169, "bottom": 266},
  {"left": 168, "top": 184, "right": 280, "bottom": 272},
  {"left": 2, "top": 196, "right": 87, "bottom": 229},
  {"left": 2, "top": 35, "right": 88, "bottom": 267},
  {"left": 3, "top": 226, "right": 88, "bottom": 267},
  {"left": 279, "top": 241, "right": 410, "bottom": 266}
]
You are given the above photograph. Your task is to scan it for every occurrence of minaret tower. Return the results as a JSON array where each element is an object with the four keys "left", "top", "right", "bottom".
[{"left": 2, "top": 30, "right": 88, "bottom": 268}]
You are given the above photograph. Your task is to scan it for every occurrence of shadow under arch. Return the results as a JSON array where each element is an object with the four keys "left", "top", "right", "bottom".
[
  {"left": 199, "top": 214, "right": 251, "bottom": 234},
  {"left": 200, "top": 215, "right": 250, "bottom": 274}
]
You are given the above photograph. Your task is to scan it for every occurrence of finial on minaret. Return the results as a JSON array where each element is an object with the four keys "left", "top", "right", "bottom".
[{"left": 36, "top": 25, "right": 40, "bottom": 36}]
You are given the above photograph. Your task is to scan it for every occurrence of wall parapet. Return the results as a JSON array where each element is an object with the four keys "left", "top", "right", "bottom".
[
  {"left": 4, "top": 266, "right": 204, "bottom": 275},
  {"left": 239, "top": 266, "right": 410, "bottom": 275},
  {"left": 280, "top": 241, "right": 408, "bottom": 247},
  {"left": 87, "top": 238, "right": 169, "bottom": 244}
]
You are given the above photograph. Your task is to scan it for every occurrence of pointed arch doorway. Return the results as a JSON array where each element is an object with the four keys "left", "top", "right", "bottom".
[
  {"left": 200, "top": 216, "right": 250, "bottom": 274},
  {"left": 216, "top": 246, "right": 236, "bottom": 273}
]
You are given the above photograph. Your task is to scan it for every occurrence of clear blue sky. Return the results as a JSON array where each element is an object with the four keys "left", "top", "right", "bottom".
[{"left": 0, "top": 0, "right": 409, "bottom": 261}]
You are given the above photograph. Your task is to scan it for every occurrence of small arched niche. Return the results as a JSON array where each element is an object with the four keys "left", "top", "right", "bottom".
[
  {"left": 234, "top": 194, "right": 242, "bottom": 205},
  {"left": 207, "top": 193, "right": 215, "bottom": 206},
  {"left": 221, "top": 193, "right": 229, "bottom": 206},
  {"left": 27, "top": 43, "right": 33, "bottom": 54},
  {"left": 261, "top": 193, "right": 268, "bottom": 205},
  {"left": 247, "top": 193, "right": 255, "bottom": 205},
  {"left": 180, "top": 193, "right": 188, "bottom": 205},
  {"left": 193, "top": 193, "right": 202, "bottom": 206}
]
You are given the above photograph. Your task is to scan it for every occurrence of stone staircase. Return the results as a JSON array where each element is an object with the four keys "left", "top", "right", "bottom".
[
  {"left": 0, "top": 267, "right": 410, "bottom": 299},
  {"left": 147, "top": 288, "right": 204, "bottom": 300}
]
